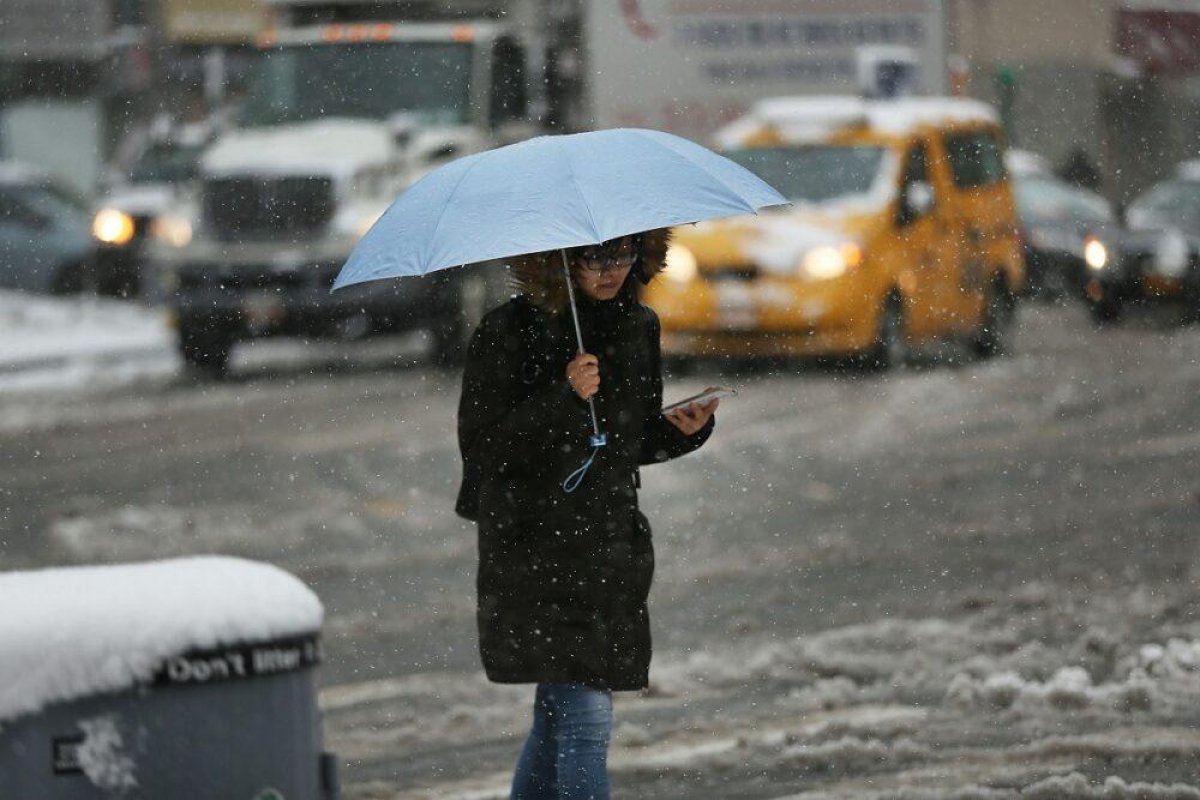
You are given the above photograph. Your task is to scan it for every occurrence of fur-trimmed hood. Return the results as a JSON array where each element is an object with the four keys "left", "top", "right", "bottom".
[{"left": 507, "top": 228, "right": 671, "bottom": 312}]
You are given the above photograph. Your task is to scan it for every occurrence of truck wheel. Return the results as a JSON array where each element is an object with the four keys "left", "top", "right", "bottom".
[
  {"left": 1087, "top": 297, "right": 1123, "bottom": 325},
  {"left": 972, "top": 279, "right": 1014, "bottom": 359},
  {"left": 179, "top": 322, "right": 233, "bottom": 377},
  {"left": 862, "top": 294, "right": 906, "bottom": 370},
  {"left": 50, "top": 260, "right": 96, "bottom": 295}
]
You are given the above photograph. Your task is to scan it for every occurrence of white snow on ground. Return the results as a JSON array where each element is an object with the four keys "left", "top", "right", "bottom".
[
  {"left": 0, "top": 556, "right": 323, "bottom": 724},
  {"left": 325, "top": 583, "right": 1200, "bottom": 800},
  {"left": 0, "top": 290, "right": 176, "bottom": 393}
]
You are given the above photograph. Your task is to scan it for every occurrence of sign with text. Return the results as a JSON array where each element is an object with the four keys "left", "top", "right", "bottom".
[
  {"left": 586, "top": 0, "right": 947, "bottom": 141},
  {"left": 153, "top": 634, "right": 321, "bottom": 687}
]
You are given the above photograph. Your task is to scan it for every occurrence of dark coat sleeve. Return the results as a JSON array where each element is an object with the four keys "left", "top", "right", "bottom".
[
  {"left": 637, "top": 310, "right": 714, "bottom": 465},
  {"left": 457, "top": 307, "right": 589, "bottom": 506}
]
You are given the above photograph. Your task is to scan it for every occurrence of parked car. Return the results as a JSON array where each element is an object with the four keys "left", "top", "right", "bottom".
[
  {"left": 643, "top": 96, "right": 1026, "bottom": 367},
  {"left": 91, "top": 123, "right": 211, "bottom": 298},
  {"left": 1011, "top": 170, "right": 1122, "bottom": 300},
  {"left": 0, "top": 162, "right": 97, "bottom": 294},
  {"left": 1085, "top": 161, "right": 1200, "bottom": 323}
]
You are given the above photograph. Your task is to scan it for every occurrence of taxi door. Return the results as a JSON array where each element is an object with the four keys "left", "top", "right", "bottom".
[
  {"left": 934, "top": 126, "right": 1012, "bottom": 331},
  {"left": 886, "top": 137, "right": 957, "bottom": 340}
]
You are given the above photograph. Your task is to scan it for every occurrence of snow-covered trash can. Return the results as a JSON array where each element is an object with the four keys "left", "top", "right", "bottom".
[{"left": 0, "top": 556, "right": 337, "bottom": 799}]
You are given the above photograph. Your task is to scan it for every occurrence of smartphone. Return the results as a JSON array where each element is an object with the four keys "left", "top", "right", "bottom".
[{"left": 662, "top": 386, "right": 737, "bottom": 414}]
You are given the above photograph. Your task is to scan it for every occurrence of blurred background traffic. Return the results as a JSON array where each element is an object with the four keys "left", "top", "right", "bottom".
[{"left": 1, "top": 0, "right": 1199, "bottom": 376}]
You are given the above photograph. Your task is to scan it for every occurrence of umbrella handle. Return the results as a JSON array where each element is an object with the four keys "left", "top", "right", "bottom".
[{"left": 560, "top": 249, "right": 606, "bottom": 447}]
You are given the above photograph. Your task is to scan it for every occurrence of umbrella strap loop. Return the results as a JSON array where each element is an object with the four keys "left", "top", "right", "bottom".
[{"left": 562, "top": 442, "right": 605, "bottom": 494}]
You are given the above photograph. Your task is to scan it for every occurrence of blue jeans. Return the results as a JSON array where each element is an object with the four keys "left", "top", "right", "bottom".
[{"left": 511, "top": 683, "right": 614, "bottom": 800}]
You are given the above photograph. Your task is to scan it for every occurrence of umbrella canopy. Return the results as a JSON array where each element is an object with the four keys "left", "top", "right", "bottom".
[{"left": 332, "top": 128, "right": 788, "bottom": 291}]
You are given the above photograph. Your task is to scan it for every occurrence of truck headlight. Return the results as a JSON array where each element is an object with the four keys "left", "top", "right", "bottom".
[
  {"left": 663, "top": 244, "right": 698, "bottom": 283},
  {"left": 1083, "top": 236, "right": 1108, "bottom": 271},
  {"left": 798, "top": 243, "right": 861, "bottom": 280},
  {"left": 92, "top": 208, "right": 135, "bottom": 245},
  {"left": 150, "top": 215, "right": 194, "bottom": 248}
]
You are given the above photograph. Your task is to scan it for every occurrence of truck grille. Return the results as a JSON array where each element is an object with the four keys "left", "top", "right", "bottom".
[{"left": 202, "top": 176, "right": 334, "bottom": 242}]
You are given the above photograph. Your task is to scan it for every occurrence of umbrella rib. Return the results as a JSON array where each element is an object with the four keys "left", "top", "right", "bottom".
[
  {"left": 629, "top": 130, "right": 762, "bottom": 215},
  {"left": 420, "top": 152, "right": 490, "bottom": 272},
  {"left": 556, "top": 137, "right": 603, "bottom": 242}
]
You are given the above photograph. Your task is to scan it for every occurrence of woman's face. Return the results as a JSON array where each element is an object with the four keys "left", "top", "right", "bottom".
[{"left": 573, "top": 237, "right": 636, "bottom": 301}]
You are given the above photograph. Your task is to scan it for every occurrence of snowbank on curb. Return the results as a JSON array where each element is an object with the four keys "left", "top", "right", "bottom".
[
  {"left": 0, "top": 556, "right": 323, "bottom": 724},
  {"left": 870, "top": 773, "right": 1200, "bottom": 799},
  {"left": 0, "top": 290, "right": 174, "bottom": 391},
  {"left": 0, "top": 291, "right": 170, "bottom": 365}
]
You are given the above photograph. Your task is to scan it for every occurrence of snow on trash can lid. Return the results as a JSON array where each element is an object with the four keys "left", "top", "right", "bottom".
[{"left": 0, "top": 556, "right": 324, "bottom": 724}]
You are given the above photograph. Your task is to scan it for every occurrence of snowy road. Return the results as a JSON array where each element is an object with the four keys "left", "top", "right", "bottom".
[{"left": 3, "top": 302, "right": 1200, "bottom": 798}]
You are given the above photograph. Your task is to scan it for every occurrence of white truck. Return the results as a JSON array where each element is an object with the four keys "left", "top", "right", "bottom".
[
  {"left": 149, "top": 0, "right": 540, "bottom": 373},
  {"left": 149, "top": 0, "right": 948, "bottom": 374}
]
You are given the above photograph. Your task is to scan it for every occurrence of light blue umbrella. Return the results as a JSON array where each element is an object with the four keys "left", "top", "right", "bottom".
[
  {"left": 334, "top": 128, "right": 787, "bottom": 487},
  {"left": 333, "top": 128, "right": 786, "bottom": 290}
]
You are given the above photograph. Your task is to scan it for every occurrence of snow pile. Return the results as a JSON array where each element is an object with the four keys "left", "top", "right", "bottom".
[
  {"left": 946, "top": 665, "right": 1156, "bottom": 712},
  {"left": 0, "top": 556, "right": 323, "bottom": 723},
  {"left": 0, "top": 290, "right": 174, "bottom": 392},
  {"left": 1022, "top": 772, "right": 1200, "bottom": 799},
  {"left": 48, "top": 502, "right": 373, "bottom": 563},
  {"left": 877, "top": 773, "right": 1200, "bottom": 800},
  {"left": 948, "top": 637, "right": 1200, "bottom": 714},
  {"left": 1134, "top": 640, "right": 1200, "bottom": 678},
  {"left": 649, "top": 618, "right": 971, "bottom": 700}
]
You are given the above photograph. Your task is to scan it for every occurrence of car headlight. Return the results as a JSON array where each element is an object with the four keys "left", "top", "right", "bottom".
[
  {"left": 1083, "top": 236, "right": 1108, "bottom": 271},
  {"left": 92, "top": 208, "right": 135, "bottom": 245},
  {"left": 663, "top": 244, "right": 698, "bottom": 283},
  {"left": 798, "top": 243, "right": 862, "bottom": 280},
  {"left": 150, "top": 215, "right": 194, "bottom": 248}
]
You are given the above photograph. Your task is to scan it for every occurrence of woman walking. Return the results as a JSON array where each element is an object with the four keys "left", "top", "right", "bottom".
[{"left": 456, "top": 230, "right": 718, "bottom": 799}]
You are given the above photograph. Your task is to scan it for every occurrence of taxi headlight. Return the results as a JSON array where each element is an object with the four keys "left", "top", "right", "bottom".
[
  {"left": 663, "top": 244, "right": 698, "bottom": 283},
  {"left": 92, "top": 208, "right": 135, "bottom": 245},
  {"left": 1083, "top": 236, "right": 1108, "bottom": 271},
  {"left": 150, "top": 215, "right": 194, "bottom": 248},
  {"left": 798, "top": 242, "right": 862, "bottom": 280}
]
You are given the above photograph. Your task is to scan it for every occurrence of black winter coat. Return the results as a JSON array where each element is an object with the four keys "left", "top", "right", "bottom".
[{"left": 456, "top": 292, "right": 712, "bottom": 690}]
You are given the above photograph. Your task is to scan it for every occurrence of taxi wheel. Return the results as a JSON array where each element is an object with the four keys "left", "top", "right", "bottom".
[
  {"left": 50, "top": 260, "right": 98, "bottom": 296},
  {"left": 864, "top": 295, "right": 906, "bottom": 370},
  {"left": 973, "top": 280, "right": 1014, "bottom": 358}
]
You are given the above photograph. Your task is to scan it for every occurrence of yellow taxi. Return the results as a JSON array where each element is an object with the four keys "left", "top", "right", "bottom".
[{"left": 645, "top": 96, "right": 1025, "bottom": 366}]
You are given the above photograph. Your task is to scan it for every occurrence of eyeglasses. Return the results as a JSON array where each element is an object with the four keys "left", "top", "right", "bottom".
[{"left": 575, "top": 239, "right": 637, "bottom": 273}]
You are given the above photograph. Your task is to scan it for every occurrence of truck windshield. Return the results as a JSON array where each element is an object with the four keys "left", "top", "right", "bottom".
[
  {"left": 723, "top": 146, "right": 887, "bottom": 205},
  {"left": 129, "top": 143, "right": 204, "bottom": 184},
  {"left": 241, "top": 42, "right": 473, "bottom": 127}
]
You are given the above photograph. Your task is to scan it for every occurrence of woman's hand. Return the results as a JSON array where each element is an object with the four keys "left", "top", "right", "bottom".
[
  {"left": 566, "top": 352, "right": 600, "bottom": 400},
  {"left": 665, "top": 388, "right": 719, "bottom": 436}
]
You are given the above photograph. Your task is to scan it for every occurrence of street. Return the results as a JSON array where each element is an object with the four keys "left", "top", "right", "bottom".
[{"left": 3, "top": 301, "right": 1200, "bottom": 798}]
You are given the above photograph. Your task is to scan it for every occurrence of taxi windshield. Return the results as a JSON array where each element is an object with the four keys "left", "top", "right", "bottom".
[{"left": 723, "top": 145, "right": 887, "bottom": 205}]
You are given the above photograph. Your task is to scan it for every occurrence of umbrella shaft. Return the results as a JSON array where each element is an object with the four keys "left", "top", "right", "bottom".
[{"left": 560, "top": 249, "right": 601, "bottom": 439}]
